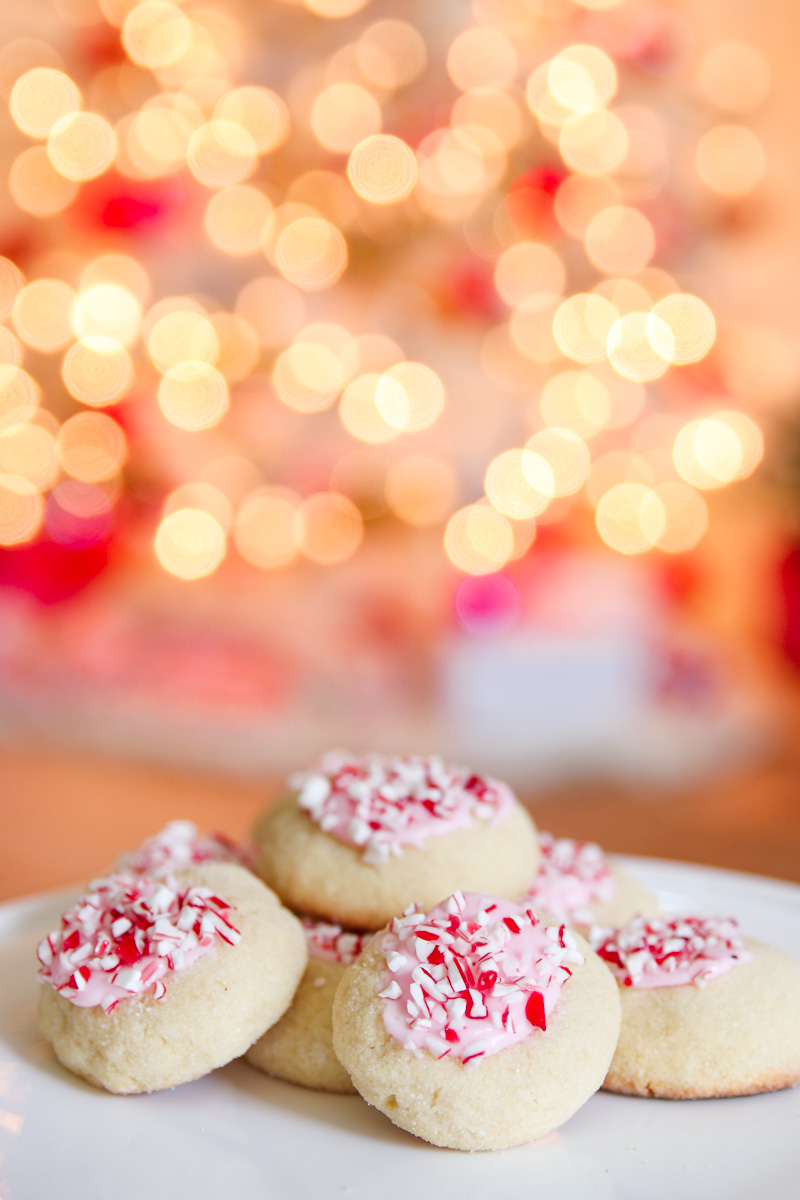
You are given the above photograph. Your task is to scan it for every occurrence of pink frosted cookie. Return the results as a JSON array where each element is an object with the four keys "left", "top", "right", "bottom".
[
  {"left": 525, "top": 832, "right": 658, "bottom": 928},
  {"left": 255, "top": 752, "right": 540, "bottom": 930},
  {"left": 247, "top": 917, "right": 372, "bottom": 1093},
  {"left": 332, "top": 891, "right": 620, "bottom": 1150},
  {"left": 117, "top": 819, "right": 255, "bottom": 876},
  {"left": 593, "top": 914, "right": 800, "bottom": 1098},
  {"left": 37, "top": 863, "right": 306, "bottom": 1093}
]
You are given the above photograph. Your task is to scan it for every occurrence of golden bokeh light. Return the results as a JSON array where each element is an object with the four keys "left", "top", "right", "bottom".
[
  {"left": 0, "top": 474, "right": 44, "bottom": 545},
  {"left": 0, "top": 259, "right": 25, "bottom": 323},
  {"left": 593, "top": 276, "right": 652, "bottom": 316},
  {"left": 9, "top": 146, "right": 79, "bottom": 216},
  {"left": 444, "top": 503, "right": 514, "bottom": 575},
  {"left": 147, "top": 309, "right": 219, "bottom": 373},
  {"left": 375, "top": 362, "right": 445, "bottom": 432},
  {"left": 713, "top": 410, "right": 764, "bottom": 480},
  {"left": 158, "top": 362, "right": 229, "bottom": 431},
  {"left": 385, "top": 454, "right": 458, "bottom": 527},
  {"left": 311, "top": 82, "right": 381, "bottom": 155},
  {"left": 596, "top": 483, "right": 666, "bottom": 554},
  {"left": 47, "top": 112, "right": 117, "bottom": 181},
  {"left": 234, "top": 487, "right": 299, "bottom": 569},
  {"left": 80, "top": 255, "right": 150, "bottom": 307},
  {"left": 509, "top": 294, "right": 562, "bottom": 364},
  {"left": 559, "top": 109, "right": 628, "bottom": 175},
  {"left": 553, "top": 174, "right": 622, "bottom": 239},
  {"left": 124, "top": 105, "right": 194, "bottom": 178},
  {"left": 0, "top": 328, "right": 22, "bottom": 367},
  {"left": 208, "top": 313, "right": 260, "bottom": 384},
  {"left": 72, "top": 284, "right": 142, "bottom": 346},
  {"left": 235, "top": 276, "right": 306, "bottom": 349},
  {"left": 274, "top": 217, "right": 348, "bottom": 290},
  {"left": 699, "top": 42, "right": 771, "bottom": 114},
  {"left": 56, "top": 411, "right": 127, "bottom": 482},
  {"left": 12, "top": 279, "right": 75, "bottom": 352},
  {"left": 295, "top": 491, "right": 363, "bottom": 565},
  {"left": 540, "top": 369, "right": 610, "bottom": 439},
  {"left": 296, "top": 320, "right": 359, "bottom": 376},
  {"left": 0, "top": 366, "right": 39, "bottom": 431},
  {"left": 584, "top": 205, "right": 655, "bottom": 275},
  {"left": 695, "top": 125, "right": 765, "bottom": 196},
  {"left": 553, "top": 293, "right": 618, "bottom": 363},
  {"left": 0, "top": 423, "right": 57, "bottom": 490},
  {"left": 452, "top": 88, "right": 524, "bottom": 151},
  {"left": 586, "top": 449, "right": 655, "bottom": 509},
  {"left": 62, "top": 337, "right": 134, "bottom": 406},
  {"left": 274, "top": 342, "right": 343, "bottom": 413},
  {"left": 525, "top": 63, "right": 572, "bottom": 141},
  {"left": 485, "top": 448, "right": 550, "bottom": 519},
  {"left": 154, "top": 508, "right": 227, "bottom": 580},
  {"left": 674, "top": 413, "right": 762, "bottom": 489},
  {"left": 10, "top": 68, "right": 81, "bottom": 138},
  {"left": 215, "top": 86, "right": 289, "bottom": 154},
  {"left": 347, "top": 134, "right": 417, "bottom": 204},
  {"left": 121, "top": 1, "right": 191, "bottom": 68},
  {"left": 523, "top": 428, "right": 591, "bottom": 496},
  {"left": 164, "top": 482, "right": 233, "bottom": 531},
  {"left": 652, "top": 481, "right": 708, "bottom": 553},
  {"left": 648, "top": 294, "right": 716, "bottom": 364},
  {"left": 607, "top": 312, "right": 670, "bottom": 382},
  {"left": 447, "top": 28, "right": 517, "bottom": 92},
  {"left": 204, "top": 185, "right": 272, "bottom": 256},
  {"left": 548, "top": 45, "right": 617, "bottom": 113},
  {"left": 357, "top": 19, "right": 427, "bottom": 91},
  {"left": 494, "top": 242, "right": 565, "bottom": 307},
  {"left": 187, "top": 120, "right": 257, "bottom": 189},
  {"left": 339, "top": 373, "right": 399, "bottom": 443},
  {"left": 573, "top": 0, "right": 625, "bottom": 8}
]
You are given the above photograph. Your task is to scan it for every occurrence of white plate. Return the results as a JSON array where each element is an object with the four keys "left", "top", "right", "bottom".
[{"left": 1, "top": 857, "right": 799, "bottom": 1199}]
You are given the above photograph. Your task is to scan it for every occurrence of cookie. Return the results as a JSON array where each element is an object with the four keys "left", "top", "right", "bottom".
[
  {"left": 246, "top": 918, "right": 371, "bottom": 1093},
  {"left": 116, "top": 819, "right": 256, "bottom": 876},
  {"left": 525, "top": 832, "right": 658, "bottom": 928},
  {"left": 332, "top": 891, "right": 620, "bottom": 1150},
  {"left": 255, "top": 752, "right": 540, "bottom": 930},
  {"left": 593, "top": 914, "right": 800, "bottom": 1098},
  {"left": 37, "top": 862, "right": 307, "bottom": 1094}
]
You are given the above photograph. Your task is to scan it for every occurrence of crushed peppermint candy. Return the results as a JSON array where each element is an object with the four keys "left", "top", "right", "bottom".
[
  {"left": 378, "top": 891, "right": 584, "bottom": 1066},
  {"left": 302, "top": 918, "right": 371, "bottom": 967},
  {"left": 290, "top": 751, "right": 515, "bottom": 865},
  {"left": 116, "top": 820, "right": 256, "bottom": 876},
  {"left": 37, "top": 873, "right": 241, "bottom": 1013},
  {"left": 591, "top": 915, "right": 752, "bottom": 990},
  {"left": 525, "top": 833, "right": 616, "bottom": 926}
]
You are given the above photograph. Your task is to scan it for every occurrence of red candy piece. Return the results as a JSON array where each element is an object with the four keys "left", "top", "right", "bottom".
[{"left": 525, "top": 990, "right": 546, "bottom": 1031}]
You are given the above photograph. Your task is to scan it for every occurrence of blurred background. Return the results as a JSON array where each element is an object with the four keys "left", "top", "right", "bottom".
[{"left": 1, "top": 0, "right": 799, "bottom": 899}]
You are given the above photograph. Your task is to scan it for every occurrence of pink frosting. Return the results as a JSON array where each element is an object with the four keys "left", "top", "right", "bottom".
[
  {"left": 116, "top": 820, "right": 256, "bottom": 876},
  {"left": 302, "top": 917, "right": 371, "bottom": 967},
  {"left": 591, "top": 915, "right": 752, "bottom": 989},
  {"left": 37, "top": 873, "right": 240, "bottom": 1012},
  {"left": 525, "top": 832, "right": 616, "bottom": 926},
  {"left": 291, "top": 751, "right": 516, "bottom": 865},
  {"left": 378, "top": 892, "right": 584, "bottom": 1065}
]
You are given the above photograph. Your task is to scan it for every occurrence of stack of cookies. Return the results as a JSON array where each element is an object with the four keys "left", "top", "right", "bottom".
[{"left": 34, "top": 750, "right": 800, "bottom": 1152}]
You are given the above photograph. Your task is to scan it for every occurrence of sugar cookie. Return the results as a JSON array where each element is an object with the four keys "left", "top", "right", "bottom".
[
  {"left": 593, "top": 914, "right": 800, "bottom": 1098},
  {"left": 255, "top": 752, "right": 540, "bottom": 930},
  {"left": 37, "top": 863, "right": 306, "bottom": 1094},
  {"left": 332, "top": 891, "right": 620, "bottom": 1150},
  {"left": 247, "top": 918, "right": 372, "bottom": 1093},
  {"left": 525, "top": 832, "right": 658, "bottom": 928}
]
